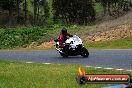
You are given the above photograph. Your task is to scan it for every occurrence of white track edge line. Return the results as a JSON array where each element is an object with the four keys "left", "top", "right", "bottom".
[{"left": 26, "top": 62, "right": 33, "bottom": 64}]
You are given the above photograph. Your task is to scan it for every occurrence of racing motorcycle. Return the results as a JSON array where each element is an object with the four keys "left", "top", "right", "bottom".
[{"left": 54, "top": 35, "right": 89, "bottom": 57}]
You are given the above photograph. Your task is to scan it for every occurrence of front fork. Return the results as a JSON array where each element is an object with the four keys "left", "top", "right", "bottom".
[{"left": 55, "top": 48, "right": 63, "bottom": 53}]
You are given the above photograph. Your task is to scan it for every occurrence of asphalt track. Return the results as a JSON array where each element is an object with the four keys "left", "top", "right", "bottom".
[{"left": 0, "top": 50, "right": 132, "bottom": 70}]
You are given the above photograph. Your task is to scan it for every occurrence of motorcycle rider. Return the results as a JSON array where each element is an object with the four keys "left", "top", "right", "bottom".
[
  {"left": 58, "top": 27, "right": 73, "bottom": 47},
  {"left": 54, "top": 27, "right": 73, "bottom": 55},
  {"left": 54, "top": 27, "right": 89, "bottom": 57}
]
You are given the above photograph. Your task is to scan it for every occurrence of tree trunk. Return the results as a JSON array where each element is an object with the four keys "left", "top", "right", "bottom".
[
  {"left": 34, "top": 0, "right": 37, "bottom": 25},
  {"left": 129, "top": 0, "right": 132, "bottom": 7},
  {"left": 43, "top": 0, "right": 46, "bottom": 17},
  {"left": 17, "top": 0, "right": 20, "bottom": 24},
  {"left": 101, "top": 1, "right": 107, "bottom": 15},
  {"left": 43, "top": 0, "right": 49, "bottom": 18},
  {"left": 37, "top": 0, "right": 40, "bottom": 23},
  {"left": 8, "top": 0, "right": 13, "bottom": 26},
  {"left": 24, "top": 0, "right": 27, "bottom": 25},
  {"left": 108, "top": 2, "right": 111, "bottom": 15}
]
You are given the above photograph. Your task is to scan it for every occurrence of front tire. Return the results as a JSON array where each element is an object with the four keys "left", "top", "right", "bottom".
[{"left": 81, "top": 47, "right": 89, "bottom": 57}]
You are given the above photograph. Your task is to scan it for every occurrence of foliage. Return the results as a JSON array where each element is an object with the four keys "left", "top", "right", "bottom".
[
  {"left": 0, "top": 0, "right": 131, "bottom": 26},
  {"left": 0, "top": 27, "right": 47, "bottom": 49},
  {"left": 99, "top": 0, "right": 130, "bottom": 17},
  {"left": 52, "top": 0, "right": 96, "bottom": 25},
  {"left": 0, "top": 0, "right": 50, "bottom": 26}
]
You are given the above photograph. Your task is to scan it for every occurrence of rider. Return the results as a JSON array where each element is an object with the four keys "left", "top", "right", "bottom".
[{"left": 58, "top": 27, "right": 73, "bottom": 47}]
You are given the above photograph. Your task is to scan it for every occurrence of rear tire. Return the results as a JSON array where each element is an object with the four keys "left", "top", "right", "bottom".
[{"left": 81, "top": 47, "right": 89, "bottom": 57}]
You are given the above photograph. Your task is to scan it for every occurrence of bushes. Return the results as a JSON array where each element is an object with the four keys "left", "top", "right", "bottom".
[{"left": 0, "top": 27, "right": 47, "bottom": 49}]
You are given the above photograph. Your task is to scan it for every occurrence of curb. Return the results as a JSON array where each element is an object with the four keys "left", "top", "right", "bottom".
[
  {"left": 25, "top": 61, "right": 132, "bottom": 72},
  {"left": 85, "top": 65, "right": 132, "bottom": 72}
]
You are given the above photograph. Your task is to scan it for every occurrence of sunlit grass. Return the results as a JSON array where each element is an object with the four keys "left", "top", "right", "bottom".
[
  {"left": 85, "top": 37, "right": 132, "bottom": 49},
  {"left": 0, "top": 60, "right": 131, "bottom": 88}
]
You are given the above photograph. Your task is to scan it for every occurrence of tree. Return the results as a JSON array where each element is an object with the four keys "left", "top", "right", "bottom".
[
  {"left": 34, "top": 0, "right": 37, "bottom": 25},
  {"left": 43, "top": 0, "right": 49, "bottom": 19},
  {"left": 24, "top": 0, "right": 27, "bottom": 24},
  {"left": 52, "top": 0, "right": 96, "bottom": 24},
  {"left": 130, "top": 0, "right": 132, "bottom": 7},
  {"left": 100, "top": 0, "right": 107, "bottom": 14},
  {"left": 1, "top": 0, "right": 23, "bottom": 26},
  {"left": 100, "top": 0, "right": 130, "bottom": 17},
  {"left": 17, "top": 0, "right": 20, "bottom": 23},
  {"left": 36, "top": 0, "right": 40, "bottom": 22}
]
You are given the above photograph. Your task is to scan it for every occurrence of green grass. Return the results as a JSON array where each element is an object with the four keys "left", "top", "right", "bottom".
[
  {"left": 0, "top": 60, "right": 131, "bottom": 88},
  {"left": 85, "top": 37, "right": 132, "bottom": 49}
]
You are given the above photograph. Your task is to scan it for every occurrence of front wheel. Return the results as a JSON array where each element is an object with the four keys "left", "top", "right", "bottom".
[{"left": 81, "top": 47, "right": 89, "bottom": 57}]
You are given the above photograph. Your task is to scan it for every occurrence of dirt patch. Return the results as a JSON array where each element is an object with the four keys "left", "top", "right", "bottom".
[
  {"left": 82, "top": 10, "right": 132, "bottom": 42},
  {"left": 83, "top": 25, "right": 132, "bottom": 42},
  {"left": 27, "top": 41, "right": 54, "bottom": 49},
  {"left": 37, "top": 41, "right": 54, "bottom": 48}
]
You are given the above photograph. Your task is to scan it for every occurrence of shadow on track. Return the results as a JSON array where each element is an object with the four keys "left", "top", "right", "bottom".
[{"left": 53, "top": 56, "right": 89, "bottom": 59}]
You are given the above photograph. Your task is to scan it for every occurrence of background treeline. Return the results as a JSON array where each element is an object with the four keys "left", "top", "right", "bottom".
[
  {"left": 0, "top": 0, "right": 50, "bottom": 27},
  {"left": 52, "top": 0, "right": 96, "bottom": 25},
  {"left": 0, "top": 0, "right": 132, "bottom": 27}
]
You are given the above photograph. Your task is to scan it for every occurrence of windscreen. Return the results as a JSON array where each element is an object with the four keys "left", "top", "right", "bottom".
[{"left": 72, "top": 36, "right": 80, "bottom": 41}]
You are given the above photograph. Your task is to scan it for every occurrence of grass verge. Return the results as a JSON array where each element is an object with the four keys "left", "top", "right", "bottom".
[
  {"left": 0, "top": 60, "right": 131, "bottom": 88},
  {"left": 85, "top": 37, "right": 132, "bottom": 49}
]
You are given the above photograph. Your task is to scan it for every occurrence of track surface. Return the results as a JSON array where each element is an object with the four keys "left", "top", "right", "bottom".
[{"left": 0, "top": 50, "right": 132, "bottom": 70}]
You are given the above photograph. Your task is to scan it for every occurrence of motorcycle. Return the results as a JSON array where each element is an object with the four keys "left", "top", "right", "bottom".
[{"left": 54, "top": 35, "right": 89, "bottom": 57}]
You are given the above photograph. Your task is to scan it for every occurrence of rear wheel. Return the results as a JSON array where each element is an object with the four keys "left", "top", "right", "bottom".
[{"left": 81, "top": 47, "right": 89, "bottom": 57}]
